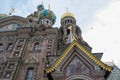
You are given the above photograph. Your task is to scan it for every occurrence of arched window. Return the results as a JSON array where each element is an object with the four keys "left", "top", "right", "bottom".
[
  {"left": 34, "top": 43, "right": 39, "bottom": 51},
  {"left": 65, "top": 20, "right": 67, "bottom": 24},
  {"left": 26, "top": 68, "right": 34, "bottom": 80},
  {"left": 6, "top": 43, "right": 13, "bottom": 50},
  {"left": 47, "top": 20, "right": 49, "bottom": 25},
  {"left": 63, "top": 21, "right": 65, "bottom": 25},
  {"left": 70, "top": 20, "right": 72, "bottom": 23},
  {"left": 67, "top": 29, "right": 70, "bottom": 35},
  {"left": 68, "top": 20, "right": 69, "bottom": 23},
  {"left": 0, "top": 43, "right": 3, "bottom": 50}
]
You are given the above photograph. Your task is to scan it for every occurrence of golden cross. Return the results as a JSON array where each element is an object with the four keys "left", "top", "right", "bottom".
[
  {"left": 9, "top": 8, "right": 15, "bottom": 16},
  {"left": 48, "top": 4, "right": 50, "bottom": 10},
  {"left": 66, "top": 8, "right": 68, "bottom": 13},
  {"left": 42, "top": 0, "right": 43, "bottom": 4}
]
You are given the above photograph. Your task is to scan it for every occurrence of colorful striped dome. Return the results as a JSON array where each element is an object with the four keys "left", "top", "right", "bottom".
[
  {"left": 37, "top": 4, "right": 44, "bottom": 11},
  {"left": 38, "top": 9, "right": 56, "bottom": 24}
]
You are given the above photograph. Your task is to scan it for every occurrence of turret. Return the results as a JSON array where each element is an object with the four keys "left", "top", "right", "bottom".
[
  {"left": 37, "top": 4, "right": 56, "bottom": 28},
  {"left": 59, "top": 12, "right": 83, "bottom": 44},
  {"left": 27, "top": 4, "right": 56, "bottom": 28}
]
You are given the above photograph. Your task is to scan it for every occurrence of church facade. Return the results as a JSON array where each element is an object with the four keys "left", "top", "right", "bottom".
[{"left": 0, "top": 4, "right": 120, "bottom": 80}]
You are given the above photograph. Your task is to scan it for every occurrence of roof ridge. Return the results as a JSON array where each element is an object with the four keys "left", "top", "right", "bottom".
[{"left": 45, "top": 40, "right": 112, "bottom": 74}]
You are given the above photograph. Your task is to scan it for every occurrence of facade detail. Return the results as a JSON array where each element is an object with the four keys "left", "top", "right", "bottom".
[{"left": 0, "top": 4, "right": 120, "bottom": 80}]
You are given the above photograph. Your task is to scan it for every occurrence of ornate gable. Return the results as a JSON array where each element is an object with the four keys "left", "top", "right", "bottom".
[
  {"left": 59, "top": 48, "right": 94, "bottom": 71},
  {"left": 64, "top": 56, "right": 92, "bottom": 76},
  {"left": 45, "top": 40, "right": 112, "bottom": 74}
]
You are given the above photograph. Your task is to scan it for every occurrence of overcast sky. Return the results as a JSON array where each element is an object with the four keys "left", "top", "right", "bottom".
[{"left": 0, "top": 0, "right": 120, "bottom": 68}]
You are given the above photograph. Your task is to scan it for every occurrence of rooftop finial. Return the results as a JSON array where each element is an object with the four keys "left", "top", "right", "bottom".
[
  {"left": 42, "top": 0, "right": 43, "bottom": 4},
  {"left": 48, "top": 4, "right": 50, "bottom": 10},
  {"left": 66, "top": 8, "right": 68, "bottom": 13},
  {"left": 9, "top": 8, "right": 15, "bottom": 16}
]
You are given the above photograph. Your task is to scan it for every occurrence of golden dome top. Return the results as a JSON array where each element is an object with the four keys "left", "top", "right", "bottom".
[{"left": 61, "top": 12, "right": 75, "bottom": 19}]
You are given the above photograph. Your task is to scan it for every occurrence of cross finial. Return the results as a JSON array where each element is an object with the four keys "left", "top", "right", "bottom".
[
  {"left": 9, "top": 8, "right": 15, "bottom": 16},
  {"left": 48, "top": 4, "right": 50, "bottom": 10},
  {"left": 42, "top": 0, "right": 43, "bottom": 4},
  {"left": 66, "top": 8, "right": 68, "bottom": 13}
]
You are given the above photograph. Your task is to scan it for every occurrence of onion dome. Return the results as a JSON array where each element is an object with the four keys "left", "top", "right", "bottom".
[
  {"left": 37, "top": 4, "right": 44, "bottom": 11},
  {"left": 61, "top": 12, "right": 76, "bottom": 25},
  {"left": 38, "top": 5, "right": 56, "bottom": 25},
  {"left": 61, "top": 12, "right": 75, "bottom": 19}
]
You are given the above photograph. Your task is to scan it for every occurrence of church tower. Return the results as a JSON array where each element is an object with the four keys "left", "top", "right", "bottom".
[{"left": 59, "top": 12, "right": 83, "bottom": 44}]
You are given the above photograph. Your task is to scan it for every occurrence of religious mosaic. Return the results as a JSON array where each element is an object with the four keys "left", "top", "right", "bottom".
[{"left": 66, "top": 57, "right": 90, "bottom": 76}]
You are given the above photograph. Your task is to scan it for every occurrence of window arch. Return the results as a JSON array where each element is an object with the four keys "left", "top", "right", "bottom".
[
  {"left": 6, "top": 43, "right": 13, "bottom": 50},
  {"left": 0, "top": 43, "right": 3, "bottom": 50},
  {"left": 47, "top": 20, "right": 49, "bottom": 25},
  {"left": 26, "top": 68, "right": 34, "bottom": 80},
  {"left": 65, "top": 20, "right": 67, "bottom": 24},
  {"left": 70, "top": 20, "right": 72, "bottom": 23},
  {"left": 67, "top": 28, "right": 70, "bottom": 35},
  {"left": 33, "top": 42, "right": 39, "bottom": 51},
  {"left": 68, "top": 20, "right": 70, "bottom": 23}
]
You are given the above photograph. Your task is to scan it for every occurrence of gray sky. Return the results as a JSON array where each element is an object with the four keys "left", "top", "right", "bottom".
[{"left": 0, "top": 0, "right": 120, "bottom": 68}]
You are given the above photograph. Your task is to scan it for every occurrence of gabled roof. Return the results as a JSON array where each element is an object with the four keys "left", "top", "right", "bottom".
[{"left": 45, "top": 40, "right": 112, "bottom": 74}]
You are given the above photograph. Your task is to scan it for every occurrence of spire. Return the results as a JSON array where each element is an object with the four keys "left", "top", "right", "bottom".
[
  {"left": 37, "top": 0, "right": 44, "bottom": 11},
  {"left": 66, "top": 8, "right": 68, "bottom": 13},
  {"left": 48, "top": 4, "right": 50, "bottom": 10},
  {"left": 61, "top": 8, "right": 75, "bottom": 19},
  {"left": 41, "top": 0, "right": 43, "bottom": 5},
  {"left": 9, "top": 8, "right": 15, "bottom": 16}
]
